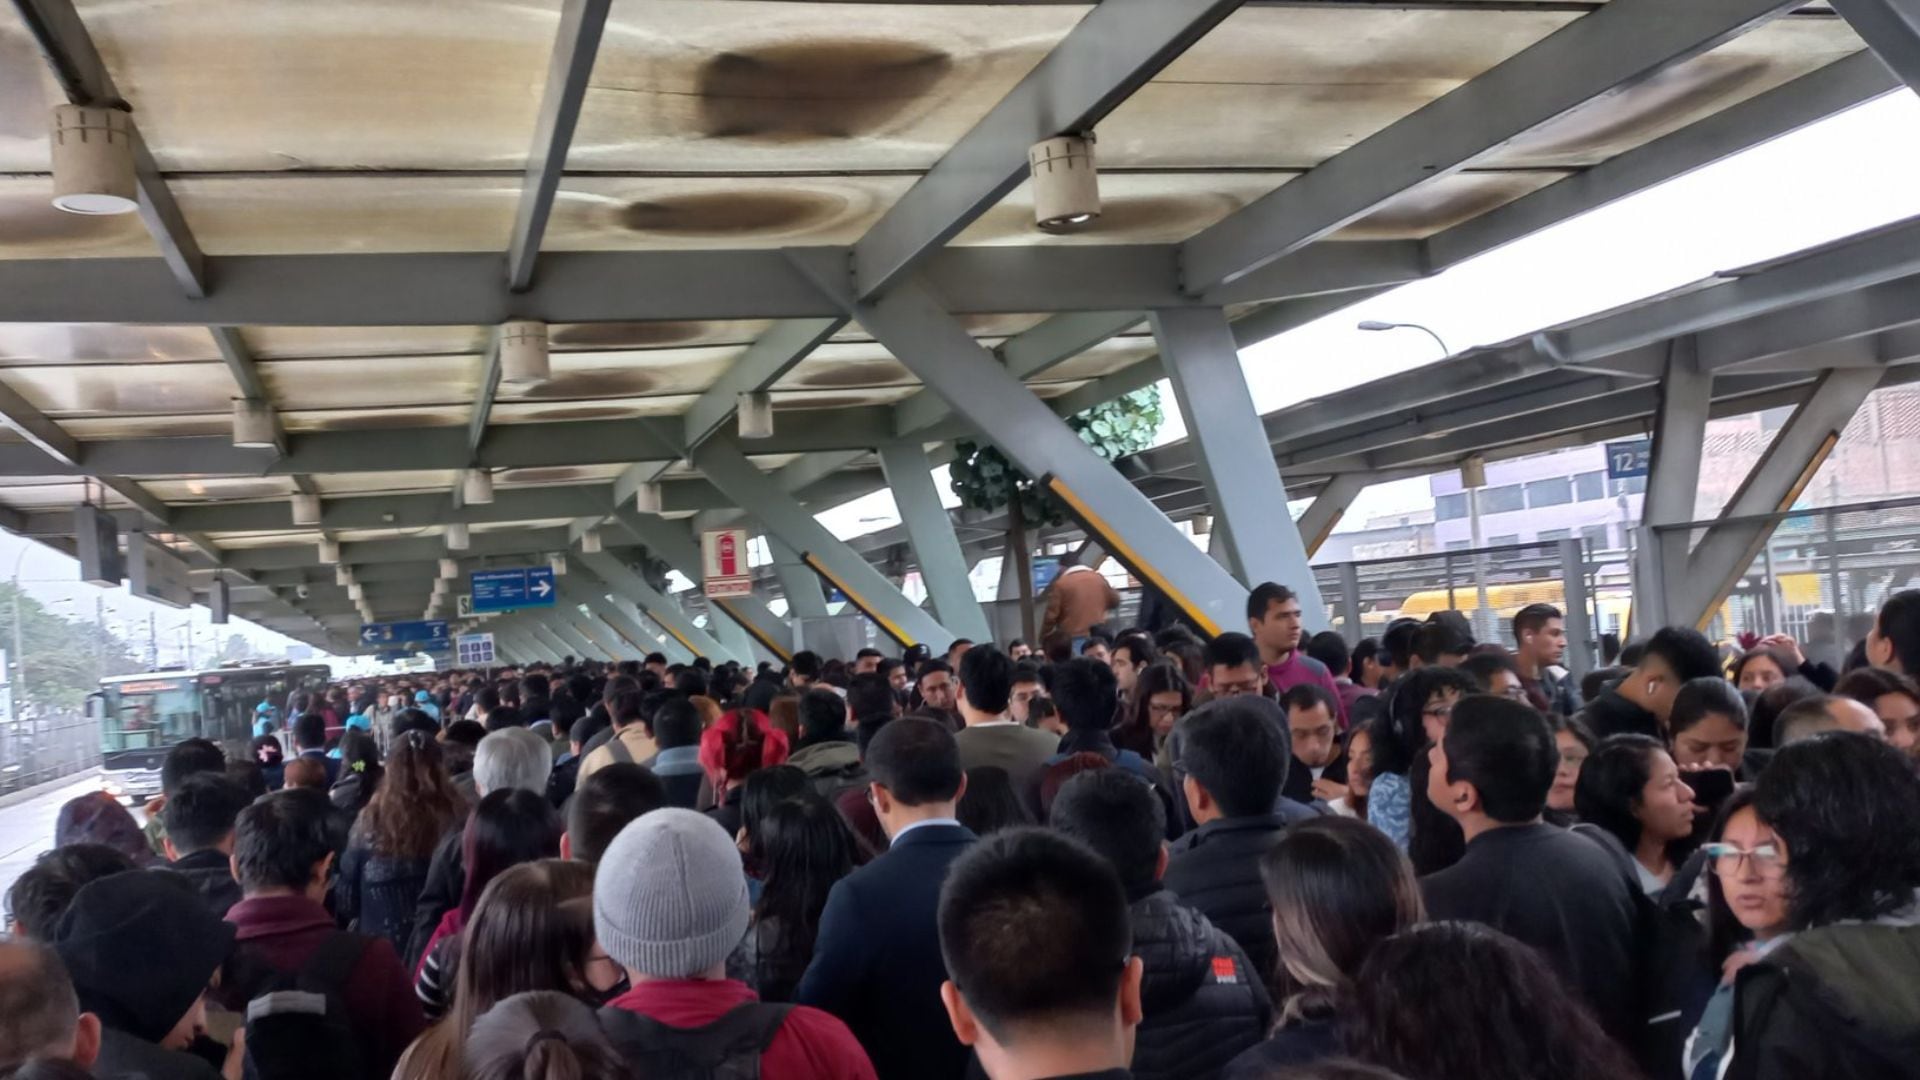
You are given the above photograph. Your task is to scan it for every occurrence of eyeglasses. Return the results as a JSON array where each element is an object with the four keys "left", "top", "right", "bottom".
[
  {"left": 1556, "top": 750, "right": 1588, "bottom": 770},
  {"left": 1422, "top": 702, "right": 1455, "bottom": 721},
  {"left": 1212, "top": 679, "right": 1262, "bottom": 697},
  {"left": 1147, "top": 701, "right": 1184, "bottom": 716},
  {"left": 1702, "top": 841, "right": 1787, "bottom": 878},
  {"left": 1499, "top": 684, "right": 1530, "bottom": 701}
]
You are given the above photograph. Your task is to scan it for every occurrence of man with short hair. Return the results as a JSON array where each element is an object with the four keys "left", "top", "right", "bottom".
[
  {"left": 577, "top": 686, "right": 657, "bottom": 782},
  {"left": 292, "top": 712, "right": 338, "bottom": 786},
  {"left": 1278, "top": 683, "right": 1347, "bottom": 809},
  {"left": 1050, "top": 772, "right": 1268, "bottom": 1080},
  {"left": 1422, "top": 696, "right": 1640, "bottom": 1042},
  {"left": 1007, "top": 639, "right": 1032, "bottom": 661},
  {"left": 593, "top": 810, "right": 876, "bottom": 1078},
  {"left": 912, "top": 660, "right": 963, "bottom": 731},
  {"left": 1579, "top": 626, "right": 1722, "bottom": 739},
  {"left": 853, "top": 648, "right": 884, "bottom": 675},
  {"left": 1413, "top": 620, "right": 1473, "bottom": 668},
  {"left": 643, "top": 696, "right": 706, "bottom": 808},
  {"left": 1773, "top": 693, "right": 1887, "bottom": 746},
  {"left": 142, "top": 738, "right": 229, "bottom": 857},
  {"left": 0, "top": 939, "right": 101, "bottom": 1073},
  {"left": 953, "top": 646, "right": 1059, "bottom": 807},
  {"left": 643, "top": 652, "right": 669, "bottom": 678},
  {"left": 945, "top": 639, "right": 974, "bottom": 670},
  {"left": 1081, "top": 633, "right": 1113, "bottom": 667},
  {"left": 789, "top": 650, "right": 824, "bottom": 689},
  {"left": 1305, "top": 631, "right": 1373, "bottom": 722},
  {"left": 160, "top": 773, "right": 250, "bottom": 918},
  {"left": 223, "top": 789, "right": 425, "bottom": 1077},
  {"left": 1512, "top": 603, "right": 1581, "bottom": 715},
  {"left": 1008, "top": 662, "right": 1047, "bottom": 726},
  {"left": 798, "top": 718, "right": 977, "bottom": 1080},
  {"left": 563, "top": 763, "right": 666, "bottom": 863},
  {"left": 1246, "top": 583, "right": 1344, "bottom": 725},
  {"left": 1202, "top": 632, "right": 1268, "bottom": 701},
  {"left": 1162, "top": 697, "right": 1305, "bottom": 979},
  {"left": 937, "top": 828, "right": 1143, "bottom": 1080},
  {"left": 789, "top": 687, "right": 867, "bottom": 796},
  {"left": 1380, "top": 619, "right": 1422, "bottom": 680},
  {"left": 1110, "top": 636, "right": 1156, "bottom": 710}
]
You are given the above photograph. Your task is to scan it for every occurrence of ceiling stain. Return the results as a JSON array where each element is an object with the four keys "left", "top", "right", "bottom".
[
  {"left": 549, "top": 321, "right": 722, "bottom": 350},
  {"left": 620, "top": 189, "right": 844, "bottom": 238},
  {"left": 697, "top": 40, "right": 953, "bottom": 141},
  {"left": 516, "top": 406, "right": 637, "bottom": 421},
  {"left": 311, "top": 412, "right": 446, "bottom": 431},
  {"left": 796, "top": 360, "right": 906, "bottom": 388},
  {"left": 499, "top": 467, "right": 592, "bottom": 485},
  {"left": 517, "top": 370, "right": 662, "bottom": 400},
  {"left": 1495, "top": 57, "right": 1772, "bottom": 165}
]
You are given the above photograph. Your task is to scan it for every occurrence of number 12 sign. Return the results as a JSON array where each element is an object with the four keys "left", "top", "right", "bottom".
[{"left": 702, "top": 528, "right": 754, "bottom": 598}]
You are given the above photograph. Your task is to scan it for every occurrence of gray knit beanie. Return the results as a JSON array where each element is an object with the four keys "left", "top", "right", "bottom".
[{"left": 593, "top": 807, "right": 750, "bottom": 978}]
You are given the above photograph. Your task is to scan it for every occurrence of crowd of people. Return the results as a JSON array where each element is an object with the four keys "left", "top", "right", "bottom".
[{"left": 5, "top": 582, "right": 1920, "bottom": 1080}]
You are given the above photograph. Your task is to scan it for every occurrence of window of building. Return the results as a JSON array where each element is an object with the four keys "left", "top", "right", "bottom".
[
  {"left": 1574, "top": 471, "right": 1605, "bottom": 501},
  {"left": 1525, "top": 477, "right": 1573, "bottom": 508},
  {"left": 1581, "top": 524, "right": 1612, "bottom": 550},
  {"left": 1444, "top": 539, "right": 1472, "bottom": 551},
  {"left": 1537, "top": 528, "right": 1572, "bottom": 542},
  {"left": 1609, "top": 476, "right": 1646, "bottom": 497},
  {"left": 1480, "top": 485, "right": 1525, "bottom": 514},
  {"left": 1435, "top": 493, "right": 1469, "bottom": 521},
  {"left": 1489, "top": 534, "right": 1521, "bottom": 546}
]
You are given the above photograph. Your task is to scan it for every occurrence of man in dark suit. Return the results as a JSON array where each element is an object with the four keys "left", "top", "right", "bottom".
[
  {"left": 797, "top": 717, "right": 977, "bottom": 1080},
  {"left": 1279, "top": 683, "right": 1347, "bottom": 807}
]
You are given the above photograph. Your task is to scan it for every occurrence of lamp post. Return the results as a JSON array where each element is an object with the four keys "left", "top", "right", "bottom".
[{"left": 1357, "top": 319, "right": 1451, "bottom": 358}]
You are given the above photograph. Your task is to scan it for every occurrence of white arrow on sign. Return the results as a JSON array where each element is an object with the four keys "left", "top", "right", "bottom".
[{"left": 532, "top": 578, "right": 553, "bottom": 598}]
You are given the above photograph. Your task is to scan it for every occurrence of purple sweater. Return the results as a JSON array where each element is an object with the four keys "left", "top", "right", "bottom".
[{"left": 1266, "top": 651, "right": 1347, "bottom": 727}]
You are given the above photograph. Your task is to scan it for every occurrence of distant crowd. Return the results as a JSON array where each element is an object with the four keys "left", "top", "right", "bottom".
[{"left": 5, "top": 580, "right": 1920, "bottom": 1080}]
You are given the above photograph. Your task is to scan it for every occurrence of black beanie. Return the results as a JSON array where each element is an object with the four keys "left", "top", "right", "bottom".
[{"left": 53, "top": 869, "right": 235, "bottom": 1045}]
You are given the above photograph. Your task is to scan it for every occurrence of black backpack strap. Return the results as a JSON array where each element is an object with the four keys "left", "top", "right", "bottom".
[
  {"left": 606, "top": 733, "right": 635, "bottom": 765},
  {"left": 299, "top": 932, "right": 372, "bottom": 996},
  {"left": 599, "top": 1002, "right": 793, "bottom": 1069}
]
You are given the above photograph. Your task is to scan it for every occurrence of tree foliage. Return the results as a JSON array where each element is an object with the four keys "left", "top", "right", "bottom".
[
  {"left": 0, "top": 585, "right": 143, "bottom": 713},
  {"left": 948, "top": 387, "right": 1165, "bottom": 526}
]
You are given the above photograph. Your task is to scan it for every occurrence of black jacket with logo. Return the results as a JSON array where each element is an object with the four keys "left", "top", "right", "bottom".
[{"left": 1129, "top": 886, "right": 1271, "bottom": 1080}]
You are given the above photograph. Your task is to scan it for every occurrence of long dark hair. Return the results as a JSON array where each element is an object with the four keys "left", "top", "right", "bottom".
[
  {"left": 1703, "top": 787, "right": 1763, "bottom": 966},
  {"left": 1115, "top": 662, "right": 1191, "bottom": 756},
  {"left": 465, "top": 991, "right": 631, "bottom": 1080},
  {"left": 1342, "top": 923, "right": 1643, "bottom": 1080},
  {"left": 356, "top": 730, "right": 462, "bottom": 860},
  {"left": 1406, "top": 749, "right": 1463, "bottom": 877},
  {"left": 1263, "top": 818, "right": 1422, "bottom": 1020},
  {"left": 1574, "top": 734, "right": 1694, "bottom": 866},
  {"left": 751, "top": 794, "right": 859, "bottom": 995},
  {"left": 956, "top": 766, "right": 1032, "bottom": 837},
  {"left": 458, "top": 789, "right": 562, "bottom": 922},
  {"left": 1754, "top": 732, "right": 1920, "bottom": 929},
  {"left": 737, "top": 765, "right": 812, "bottom": 867},
  {"left": 333, "top": 730, "right": 383, "bottom": 806}
]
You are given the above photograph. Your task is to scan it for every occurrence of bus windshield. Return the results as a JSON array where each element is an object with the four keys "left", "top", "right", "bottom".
[{"left": 102, "top": 680, "right": 202, "bottom": 752}]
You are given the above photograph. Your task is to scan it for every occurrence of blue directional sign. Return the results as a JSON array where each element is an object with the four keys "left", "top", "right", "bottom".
[
  {"left": 359, "top": 619, "right": 450, "bottom": 648},
  {"left": 470, "top": 566, "right": 557, "bottom": 613},
  {"left": 1605, "top": 438, "right": 1652, "bottom": 480}
]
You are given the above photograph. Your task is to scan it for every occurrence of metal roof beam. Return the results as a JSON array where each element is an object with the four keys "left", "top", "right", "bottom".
[
  {"left": 224, "top": 525, "right": 574, "bottom": 572},
  {"left": 685, "top": 317, "right": 848, "bottom": 450},
  {"left": 850, "top": 0, "right": 1247, "bottom": 297},
  {"left": 1177, "top": 0, "right": 1799, "bottom": 291},
  {"left": 506, "top": 0, "right": 612, "bottom": 291},
  {"left": 1830, "top": 0, "right": 1920, "bottom": 95}
]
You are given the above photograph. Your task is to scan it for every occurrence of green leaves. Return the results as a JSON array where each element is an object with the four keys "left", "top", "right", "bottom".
[{"left": 946, "top": 386, "right": 1163, "bottom": 527}]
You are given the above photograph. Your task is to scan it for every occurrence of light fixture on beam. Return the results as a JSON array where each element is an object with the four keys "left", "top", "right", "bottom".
[
  {"left": 347, "top": 583, "right": 365, "bottom": 601},
  {"left": 1029, "top": 134, "right": 1100, "bottom": 232},
  {"left": 290, "top": 492, "right": 322, "bottom": 526},
  {"left": 632, "top": 481, "right": 663, "bottom": 514},
  {"left": 1460, "top": 454, "right": 1488, "bottom": 490},
  {"left": 334, "top": 565, "right": 353, "bottom": 587},
  {"left": 498, "top": 320, "right": 550, "bottom": 387},
  {"left": 579, "top": 528, "right": 602, "bottom": 554},
  {"left": 737, "top": 392, "right": 774, "bottom": 440},
  {"left": 462, "top": 469, "right": 495, "bottom": 505},
  {"left": 446, "top": 522, "right": 470, "bottom": 551},
  {"left": 439, "top": 557, "right": 460, "bottom": 579},
  {"left": 318, "top": 539, "right": 341, "bottom": 564},
  {"left": 550, "top": 553, "right": 568, "bottom": 576},
  {"left": 232, "top": 398, "right": 278, "bottom": 449},
  {"left": 48, "top": 104, "right": 138, "bottom": 215}
]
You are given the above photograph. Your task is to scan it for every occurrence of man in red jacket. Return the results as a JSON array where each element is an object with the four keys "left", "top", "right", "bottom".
[{"left": 220, "top": 789, "right": 424, "bottom": 1079}]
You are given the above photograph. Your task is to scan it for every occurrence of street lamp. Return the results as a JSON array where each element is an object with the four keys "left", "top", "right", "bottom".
[{"left": 1357, "top": 320, "right": 1451, "bottom": 358}]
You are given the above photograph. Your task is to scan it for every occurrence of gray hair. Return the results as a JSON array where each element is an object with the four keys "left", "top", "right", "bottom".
[
  {"left": 0, "top": 940, "right": 79, "bottom": 1071},
  {"left": 473, "top": 728, "right": 554, "bottom": 796}
]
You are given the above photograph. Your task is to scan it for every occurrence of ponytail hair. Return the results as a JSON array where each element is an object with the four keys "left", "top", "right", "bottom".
[{"left": 464, "top": 991, "right": 631, "bottom": 1080}]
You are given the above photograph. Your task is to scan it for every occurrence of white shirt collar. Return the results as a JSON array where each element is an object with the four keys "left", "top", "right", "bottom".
[{"left": 892, "top": 817, "right": 962, "bottom": 842}]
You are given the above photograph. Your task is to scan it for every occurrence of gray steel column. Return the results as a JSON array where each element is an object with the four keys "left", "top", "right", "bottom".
[
  {"left": 692, "top": 436, "right": 953, "bottom": 649},
  {"left": 527, "top": 622, "right": 575, "bottom": 662},
  {"left": 541, "top": 615, "right": 600, "bottom": 660},
  {"left": 1632, "top": 338, "right": 1713, "bottom": 632},
  {"left": 561, "top": 576, "right": 678, "bottom": 662},
  {"left": 1153, "top": 308, "right": 1323, "bottom": 620},
  {"left": 1674, "top": 367, "right": 1880, "bottom": 628},
  {"left": 576, "top": 552, "right": 735, "bottom": 661},
  {"left": 705, "top": 607, "right": 763, "bottom": 666},
  {"left": 769, "top": 536, "right": 831, "bottom": 621},
  {"left": 606, "top": 509, "right": 795, "bottom": 660},
  {"left": 877, "top": 441, "right": 992, "bottom": 642},
  {"left": 1337, "top": 562, "right": 1364, "bottom": 646},
  {"left": 1297, "top": 474, "right": 1370, "bottom": 559},
  {"left": 1558, "top": 538, "right": 1596, "bottom": 681},
  {"left": 1828, "top": 0, "right": 1920, "bottom": 93},
  {"left": 503, "top": 628, "right": 550, "bottom": 664},
  {"left": 854, "top": 279, "right": 1249, "bottom": 638}
]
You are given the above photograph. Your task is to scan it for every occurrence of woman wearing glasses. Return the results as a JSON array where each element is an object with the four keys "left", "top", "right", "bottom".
[{"left": 1684, "top": 788, "right": 1788, "bottom": 1080}]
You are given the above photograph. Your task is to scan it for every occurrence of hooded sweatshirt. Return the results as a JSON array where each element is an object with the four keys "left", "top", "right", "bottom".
[
  {"left": 1128, "top": 886, "right": 1271, "bottom": 1080},
  {"left": 53, "top": 869, "right": 235, "bottom": 1080}
]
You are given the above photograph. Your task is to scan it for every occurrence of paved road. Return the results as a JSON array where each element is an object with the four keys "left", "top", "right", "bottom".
[{"left": 0, "top": 773, "right": 128, "bottom": 911}]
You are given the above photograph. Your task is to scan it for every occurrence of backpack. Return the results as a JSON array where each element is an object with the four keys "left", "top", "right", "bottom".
[
  {"left": 239, "top": 932, "right": 372, "bottom": 1080},
  {"left": 597, "top": 1002, "right": 793, "bottom": 1080}
]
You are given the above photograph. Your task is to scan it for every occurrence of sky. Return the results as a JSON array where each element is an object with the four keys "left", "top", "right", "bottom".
[{"left": 818, "top": 88, "right": 1920, "bottom": 539}]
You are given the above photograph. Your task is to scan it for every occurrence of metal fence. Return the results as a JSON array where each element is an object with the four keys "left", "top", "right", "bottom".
[{"left": 0, "top": 710, "right": 99, "bottom": 798}]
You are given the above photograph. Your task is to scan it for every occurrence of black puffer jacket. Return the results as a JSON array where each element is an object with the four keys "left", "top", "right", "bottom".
[
  {"left": 1163, "top": 814, "right": 1294, "bottom": 981},
  {"left": 1129, "top": 886, "right": 1271, "bottom": 1080},
  {"left": 1726, "top": 916, "right": 1920, "bottom": 1080}
]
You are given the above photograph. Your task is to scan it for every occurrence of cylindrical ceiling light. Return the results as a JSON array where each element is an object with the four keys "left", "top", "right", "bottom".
[
  {"left": 334, "top": 565, "right": 353, "bottom": 587},
  {"left": 462, "top": 469, "right": 494, "bottom": 505},
  {"left": 1029, "top": 134, "right": 1100, "bottom": 232},
  {"left": 446, "top": 522, "right": 470, "bottom": 551},
  {"left": 232, "top": 399, "right": 277, "bottom": 449},
  {"left": 318, "top": 539, "right": 341, "bottom": 564},
  {"left": 1460, "top": 454, "right": 1488, "bottom": 490},
  {"left": 347, "top": 583, "right": 365, "bottom": 601},
  {"left": 48, "top": 104, "right": 138, "bottom": 215},
  {"left": 550, "top": 553, "right": 568, "bottom": 576},
  {"left": 498, "top": 320, "right": 550, "bottom": 387},
  {"left": 439, "top": 557, "right": 460, "bottom": 579},
  {"left": 579, "top": 528, "right": 602, "bottom": 554},
  {"left": 632, "top": 481, "right": 664, "bottom": 514},
  {"left": 290, "top": 492, "right": 322, "bottom": 526},
  {"left": 737, "top": 392, "right": 775, "bottom": 440}
]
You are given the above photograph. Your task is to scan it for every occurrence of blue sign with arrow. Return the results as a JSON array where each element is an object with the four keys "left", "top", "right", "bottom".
[
  {"left": 470, "top": 566, "right": 557, "bottom": 613},
  {"left": 360, "top": 619, "right": 450, "bottom": 648}
]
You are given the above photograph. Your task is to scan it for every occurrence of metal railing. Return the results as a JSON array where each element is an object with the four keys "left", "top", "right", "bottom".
[{"left": 0, "top": 709, "right": 99, "bottom": 797}]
